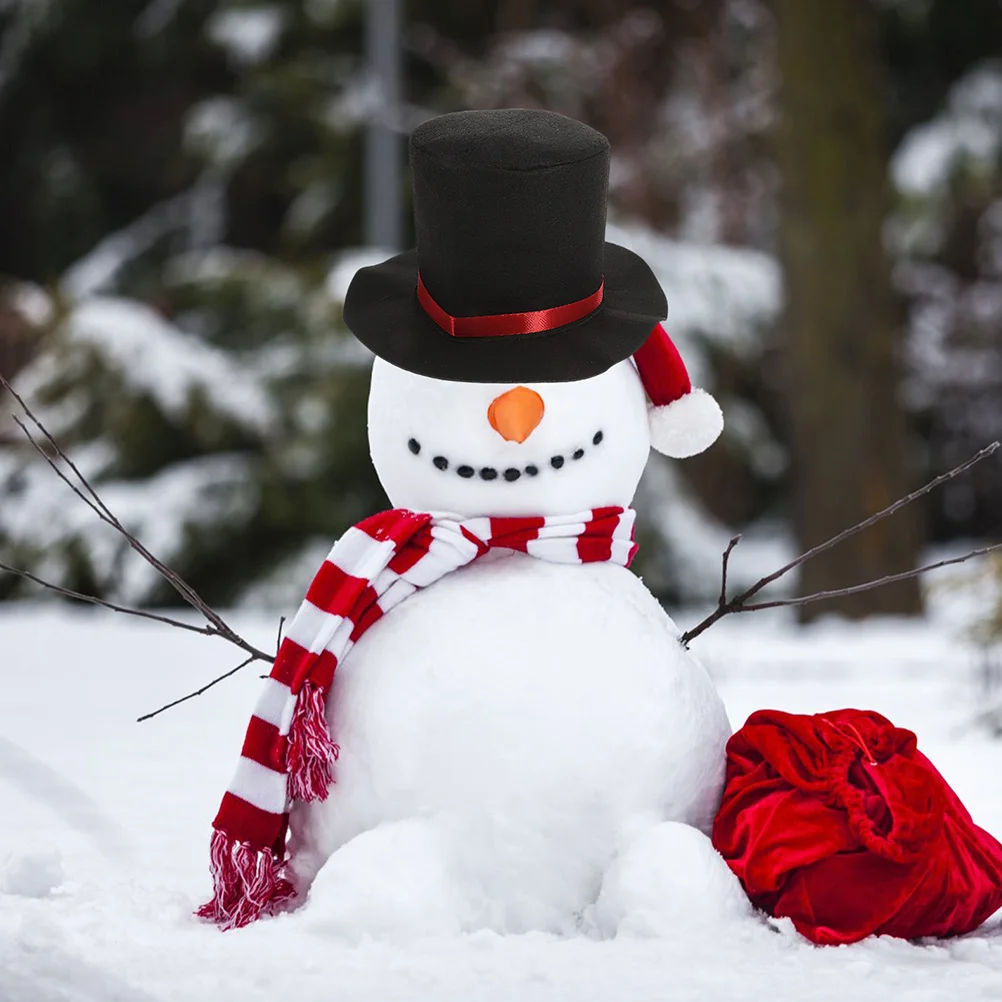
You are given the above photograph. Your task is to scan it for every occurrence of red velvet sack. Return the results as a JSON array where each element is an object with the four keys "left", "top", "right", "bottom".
[{"left": 711, "top": 708, "right": 1002, "bottom": 945}]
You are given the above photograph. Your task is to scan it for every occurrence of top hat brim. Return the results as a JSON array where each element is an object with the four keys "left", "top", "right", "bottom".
[{"left": 342, "top": 241, "right": 668, "bottom": 384}]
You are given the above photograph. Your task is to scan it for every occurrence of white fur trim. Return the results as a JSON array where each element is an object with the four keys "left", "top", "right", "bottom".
[{"left": 648, "top": 388, "right": 724, "bottom": 459}]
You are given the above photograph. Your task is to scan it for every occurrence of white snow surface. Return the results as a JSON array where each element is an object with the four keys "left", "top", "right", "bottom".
[{"left": 2, "top": 603, "right": 1001, "bottom": 1000}]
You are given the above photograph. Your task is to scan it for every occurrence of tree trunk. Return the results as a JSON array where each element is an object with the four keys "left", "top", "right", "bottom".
[{"left": 774, "top": 0, "right": 922, "bottom": 620}]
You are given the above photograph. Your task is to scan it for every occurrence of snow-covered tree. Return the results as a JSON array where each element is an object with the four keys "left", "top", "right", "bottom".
[
  {"left": 2, "top": 0, "right": 999, "bottom": 617},
  {"left": 891, "top": 59, "right": 1002, "bottom": 542},
  {"left": 0, "top": 0, "right": 789, "bottom": 611}
]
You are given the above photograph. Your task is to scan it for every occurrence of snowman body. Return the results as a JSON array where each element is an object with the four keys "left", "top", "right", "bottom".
[{"left": 287, "top": 357, "right": 735, "bottom": 935}]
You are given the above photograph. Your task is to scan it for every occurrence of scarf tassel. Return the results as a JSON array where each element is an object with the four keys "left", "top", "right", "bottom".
[
  {"left": 287, "top": 682, "right": 340, "bottom": 803},
  {"left": 196, "top": 828, "right": 296, "bottom": 930}
]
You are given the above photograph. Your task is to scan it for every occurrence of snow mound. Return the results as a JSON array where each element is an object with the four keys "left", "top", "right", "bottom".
[
  {"left": 1, "top": 850, "right": 64, "bottom": 898},
  {"left": 0, "top": 608, "right": 1001, "bottom": 1001},
  {"left": 304, "top": 819, "right": 471, "bottom": 942},
  {"left": 590, "top": 822, "right": 753, "bottom": 938}
]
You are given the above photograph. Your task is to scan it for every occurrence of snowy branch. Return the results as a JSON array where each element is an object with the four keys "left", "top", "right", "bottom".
[
  {"left": 0, "top": 372, "right": 274, "bottom": 665},
  {"left": 681, "top": 441, "right": 1002, "bottom": 645}
]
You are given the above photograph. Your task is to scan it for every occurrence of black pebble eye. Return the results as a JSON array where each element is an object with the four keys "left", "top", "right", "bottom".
[
  {"left": 480, "top": 467, "right": 498, "bottom": 481},
  {"left": 593, "top": 430, "right": 603, "bottom": 446},
  {"left": 572, "top": 449, "right": 585, "bottom": 460},
  {"left": 550, "top": 456, "right": 565, "bottom": 469},
  {"left": 457, "top": 465, "right": 475, "bottom": 479},
  {"left": 525, "top": 465, "right": 539, "bottom": 477},
  {"left": 433, "top": 456, "right": 449, "bottom": 471},
  {"left": 503, "top": 468, "right": 521, "bottom": 482},
  {"left": 408, "top": 438, "right": 421, "bottom": 455}
]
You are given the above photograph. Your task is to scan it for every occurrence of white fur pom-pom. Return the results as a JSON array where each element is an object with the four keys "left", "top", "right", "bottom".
[{"left": 648, "top": 388, "right": 724, "bottom": 459}]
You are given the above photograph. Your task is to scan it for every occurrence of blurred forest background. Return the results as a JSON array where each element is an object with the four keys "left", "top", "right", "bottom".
[{"left": 0, "top": 0, "right": 999, "bottom": 628}]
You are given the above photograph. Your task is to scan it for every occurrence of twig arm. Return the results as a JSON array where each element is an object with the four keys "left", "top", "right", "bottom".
[
  {"left": 742, "top": 543, "right": 1002, "bottom": 612},
  {"left": 136, "top": 617, "right": 288, "bottom": 722},
  {"left": 0, "top": 560, "right": 221, "bottom": 637},
  {"left": 137, "top": 656, "right": 256, "bottom": 722},
  {"left": 719, "top": 535, "right": 741, "bottom": 606},
  {"left": 681, "top": 441, "right": 1001, "bottom": 645},
  {"left": 3, "top": 374, "right": 223, "bottom": 621},
  {"left": 0, "top": 372, "right": 273, "bottom": 663},
  {"left": 741, "top": 441, "right": 999, "bottom": 604}
]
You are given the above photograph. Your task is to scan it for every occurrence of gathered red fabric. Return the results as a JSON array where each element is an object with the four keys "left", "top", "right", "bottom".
[{"left": 711, "top": 708, "right": 1002, "bottom": 945}]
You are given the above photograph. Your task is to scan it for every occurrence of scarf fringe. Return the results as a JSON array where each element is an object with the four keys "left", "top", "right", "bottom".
[
  {"left": 287, "top": 683, "right": 340, "bottom": 803},
  {"left": 197, "top": 829, "right": 296, "bottom": 930}
]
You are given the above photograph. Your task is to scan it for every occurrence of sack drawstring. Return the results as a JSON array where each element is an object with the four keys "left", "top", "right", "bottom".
[{"left": 821, "top": 716, "right": 878, "bottom": 766}]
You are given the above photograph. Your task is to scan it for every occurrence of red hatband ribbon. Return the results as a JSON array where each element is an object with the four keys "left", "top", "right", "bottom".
[{"left": 416, "top": 273, "right": 604, "bottom": 338}]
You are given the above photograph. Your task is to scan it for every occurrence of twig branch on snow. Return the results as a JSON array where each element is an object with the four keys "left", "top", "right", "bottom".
[
  {"left": 740, "top": 544, "right": 1002, "bottom": 612},
  {"left": 137, "top": 656, "right": 256, "bottom": 723},
  {"left": 0, "top": 372, "right": 273, "bottom": 665},
  {"left": 682, "top": 441, "right": 1002, "bottom": 645},
  {"left": 259, "top": 616, "right": 287, "bottom": 677},
  {"left": 0, "top": 559, "right": 223, "bottom": 638},
  {"left": 144, "top": 616, "right": 291, "bottom": 719}
]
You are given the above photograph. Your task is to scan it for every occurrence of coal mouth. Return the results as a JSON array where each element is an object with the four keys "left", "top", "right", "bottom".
[{"left": 407, "top": 430, "right": 604, "bottom": 483}]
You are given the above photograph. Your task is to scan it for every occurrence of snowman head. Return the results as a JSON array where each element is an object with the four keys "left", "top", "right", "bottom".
[
  {"left": 344, "top": 108, "right": 723, "bottom": 517},
  {"left": 368, "top": 356, "right": 652, "bottom": 517}
]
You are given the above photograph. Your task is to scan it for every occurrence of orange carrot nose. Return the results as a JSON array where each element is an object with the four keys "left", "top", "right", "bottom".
[{"left": 487, "top": 386, "right": 545, "bottom": 443}]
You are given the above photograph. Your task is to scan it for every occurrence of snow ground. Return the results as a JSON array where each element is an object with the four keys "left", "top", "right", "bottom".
[{"left": 1, "top": 604, "right": 1001, "bottom": 1001}]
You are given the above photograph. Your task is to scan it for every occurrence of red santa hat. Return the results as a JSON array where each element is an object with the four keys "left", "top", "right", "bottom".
[{"left": 633, "top": 323, "right": 724, "bottom": 459}]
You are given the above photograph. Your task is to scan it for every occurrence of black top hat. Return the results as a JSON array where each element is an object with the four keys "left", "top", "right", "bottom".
[{"left": 343, "top": 108, "right": 667, "bottom": 384}]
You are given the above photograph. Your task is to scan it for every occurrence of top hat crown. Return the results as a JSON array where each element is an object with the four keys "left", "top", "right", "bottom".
[
  {"left": 343, "top": 108, "right": 668, "bottom": 384},
  {"left": 412, "top": 109, "right": 611, "bottom": 321}
]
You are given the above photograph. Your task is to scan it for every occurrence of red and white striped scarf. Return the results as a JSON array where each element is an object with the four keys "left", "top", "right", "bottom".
[{"left": 199, "top": 506, "right": 638, "bottom": 929}]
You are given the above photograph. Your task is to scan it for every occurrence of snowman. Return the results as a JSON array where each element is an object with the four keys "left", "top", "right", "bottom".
[{"left": 200, "top": 109, "right": 749, "bottom": 937}]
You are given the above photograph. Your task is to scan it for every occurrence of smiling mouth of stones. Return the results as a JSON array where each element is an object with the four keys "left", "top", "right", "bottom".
[{"left": 407, "top": 431, "right": 604, "bottom": 482}]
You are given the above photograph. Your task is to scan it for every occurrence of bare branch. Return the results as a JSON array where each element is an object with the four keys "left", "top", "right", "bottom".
[
  {"left": 0, "top": 560, "right": 219, "bottom": 637},
  {"left": 137, "top": 656, "right": 256, "bottom": 723},
  {"left": 741, "top": 543, "right": 1002, "bottom": 612},
  {"left": 276, "top": 615, "right": 286, "bottom": 656},
  {"left": 0, "top": 371, "right": 274, "bottom": 664},
  {"left": 741, "top": 441, "right": 999, "bottom": 605},
  {"left": 719, "top": 535, "right": 741, "bottom": 606},
  {"left": 12, "top": 414, "right": 106, "bottom": 522},
  {"left": 681, "top": 442, "right": 1002, "bottom": 645},
  {"left": 3, "top": 373, "right": 214, "bottom": 616}
]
